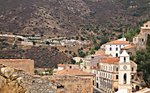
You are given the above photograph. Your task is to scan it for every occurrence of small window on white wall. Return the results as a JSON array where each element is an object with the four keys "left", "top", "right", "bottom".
[
  {"left": 116, "top": 48, "right": 118, "bottom": 51},
  {"left": 124, "top": 57, "right": 126, "bottom": 62},
  {"left": 116, "top": 75, "right": 118, "bottom": 79},
  {"left": 116, "top": 67, "right": 118, "bottom": 71},
  {"left": 110, "top": 47, "right": 112, "bottom": 51},
  {"left": 116, "top": 53, "right": 118, "bottom": 57}
]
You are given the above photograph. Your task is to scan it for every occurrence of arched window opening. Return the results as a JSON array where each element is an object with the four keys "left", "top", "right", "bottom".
[
  {"left": 110, "top": 47, "right": 112, "bottom": 51},
  {"left": 114, "top": 88, "right": 118, "bottom": 92},
  {"left": 124, "top": 57, "right": 126, "bottom": 62},
  {"left": 116, "top": 75, "right": 118, "bottom": 79},
  {"left": 116, "top": 67, "right": 118, "bottom": 71},
  {"left": 96, "top": 83, "right": 99, "bottom": 88},
  {"left": 132, "top": 67, "right": 134, "bottom": 71},
  {"left": 116, "top": 53, "right": 118, "bottom": 57},
  {"left": 124, "top": 73, "right": 127, "bottom": 84},
  {"left": 136, "top": 86, "right": 140, "bottom": 91}
]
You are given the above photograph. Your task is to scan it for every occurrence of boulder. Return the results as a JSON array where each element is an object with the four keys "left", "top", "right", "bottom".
[{"left": 1, "top": 67, "right": 14, "bottom": 78}]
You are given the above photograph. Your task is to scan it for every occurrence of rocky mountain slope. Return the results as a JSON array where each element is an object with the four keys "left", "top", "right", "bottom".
[
  {"left": 0, "top": 0, "right": 149, "bottom": 39},
  {"left": 0, "top": 0, "right": 150, "bottom": 68}
]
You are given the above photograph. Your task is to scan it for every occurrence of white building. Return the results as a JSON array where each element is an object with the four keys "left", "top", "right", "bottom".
[
  {"left": 105, "top": 38, "right": 130, "bottom": 57},
  {"left": 96, "top": 50, "right": 140, "bottom": 93}
]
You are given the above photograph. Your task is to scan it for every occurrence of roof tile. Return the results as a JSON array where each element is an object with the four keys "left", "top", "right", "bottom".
[
  {"left": 55, "top": 69, "right": 94, "bottom": 76},
  {"left": 106, "top": 41, "right": 130, "bottom": 45},
  {"left": 100, "top": 58, "right": 120, "bottom": 64}
]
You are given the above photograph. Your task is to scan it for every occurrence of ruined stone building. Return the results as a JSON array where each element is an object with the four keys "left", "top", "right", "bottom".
[
  {"left": 54, "top": 69, "right": 95, "bottom": 93},
  {"left": 141, "top": 21, "right": 150, "bottom": 34},
  {"left": 0, "top": 64, "right": 65, "bottom": 93},
  {"left": 133, "top": 21, "right": 150, "bottom": 50}
]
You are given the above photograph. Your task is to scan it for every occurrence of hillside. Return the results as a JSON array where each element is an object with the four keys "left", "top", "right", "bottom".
[
  {"left": 0, "top": 0, "right": 150, "bottom": 68},
  {"left": 0, "top": 0, "right": 149, "bottom": 39},
  {"left": 0, "top": 46, "right": 69, "bottom": 68}
]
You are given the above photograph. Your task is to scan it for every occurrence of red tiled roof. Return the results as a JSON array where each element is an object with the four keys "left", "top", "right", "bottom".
[
  {"left": 95, "top": 51, "right": 110, "bottom": 56},
  {"left": 58, "top": 64, "right": 65, "bottom": 67},
  {"left": 92, "top": 66, "right": 100, "bottom": 70},
  {"left": 100, "top": 58, "right": 120, "bottom": 64},
  {"left": 95, "top": 51, "right": 105, "bottom": 55},
  {"left": 106, "top": 41, "right": 130, "bottom": 45},
  {"left": 55, "top": 69, "right": 94, "bottom": 76},
  {"left": 121, "top": 45, "right": 135, "bottom": 49}
]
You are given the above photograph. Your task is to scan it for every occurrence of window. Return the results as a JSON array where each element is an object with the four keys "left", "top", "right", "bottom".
[
  {"left": 124, "top": 57, "right": 126, "bottom": 62},
  {"left": 116, "top": 75, "right": 118, "bottom": 79},
  {"left": 124, "top": 73, "right": 127, "bottom": 84},
  {"left": 116, "top": 48, "right": 118, "bottom": 51},
  {"left": 131, "top": 75, "right": 134, "bottom": 79},
  {"left": 116, "top": 53, "right": 118, "bottom": 57},
  {"left": 132, "top": 67, "right": 134, "bottom": 71},
  {"left": 110, "top": 47, "right": 112, "bottom": 51},
  {"left": 146, "top": 25, "right": 148, "bottom": 27},
  {"left": 116, "top": 67, "right": 118, "bottom": 71},
  {"left": 70, "top": 66, "right": 72, "bottom": 69}
]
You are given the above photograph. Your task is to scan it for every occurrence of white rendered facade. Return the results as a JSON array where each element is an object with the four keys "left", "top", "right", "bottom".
[
  {"left": 95, "top": 50, "right": 136, "bottom": 93},
  {"left": 118, "top": 50, "right": 131, "bottom": 91},
  {"left": 105, "top": 44, "right": 129, "bottom": 57}
]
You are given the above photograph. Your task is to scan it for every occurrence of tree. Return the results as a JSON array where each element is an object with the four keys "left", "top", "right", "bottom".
[
  {"left": 65, "top": 50, "right": 68, "bottom": 53},
  {"left": 69, "top": 59, "right": 76, "bottom": 64},
  {"left": 34, "top": 70, "right": 38, "bottom": 74},
  {"left": 46, "top": 41, "right": 50, "bottom": 45},
  {"left": 90, "top": 48, "right": 95, "bottom": 54},
  {"left": 124, "top": 29, "right": 140, "bottom": 41},
  {"left": 12, "top": 44, "right": 17, "bottom": 49},
  {"left": 94, "top": 43, "right": 100, "bottom": 50},
  {"left": 78, "top": 50, "right": 86, "bottom": 58},
  {"left": 69, "top": 50, "right": 72, "bottom": 54},
  {"left": 18, "top": 38, "right": 23, "bottom": 41},
  {"left": 100, "top": 37, "right": 109, "bottom": 46},
  {"left": 73, "top": 52, "right": 77, "bottom": 57},
  {"left": 32, "top": 41, "right": 36, "bottom": 45}
]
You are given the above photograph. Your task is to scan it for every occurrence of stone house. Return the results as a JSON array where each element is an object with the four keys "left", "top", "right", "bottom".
[
  {"left": 133, "top": 21, "right": 150, "bottom": 50},
  {"left": 121, "top": 45, "right": 136, "bottom": 55},
  {"left": 54, "top": 69, "right": 95, "bottom": 93},
  {"left": 141, "top": 21, "right": 150, "bottom": 34},
  {"left": 133, "top": 33, "right": 147, "bottom": 50}
]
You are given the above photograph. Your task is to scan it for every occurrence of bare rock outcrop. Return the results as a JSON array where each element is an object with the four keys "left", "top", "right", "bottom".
[{"left": 0, "top": 65, "right": 62, "bottom": 93}]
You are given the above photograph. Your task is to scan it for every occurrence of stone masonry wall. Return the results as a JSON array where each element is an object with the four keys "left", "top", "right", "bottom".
[
  {"left": 0, "top": 64, "right": 64, "bottom": 93},
  {"left": 0, "top": 59, "right": 34, "bottom": 73},
  {"left": 48, "top": 75, "right": 93, "bottom": 93}
]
